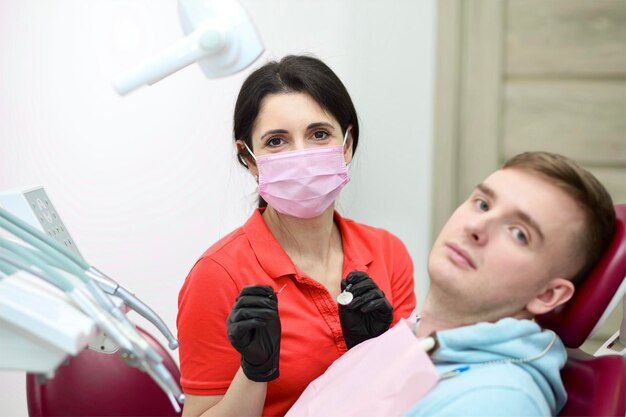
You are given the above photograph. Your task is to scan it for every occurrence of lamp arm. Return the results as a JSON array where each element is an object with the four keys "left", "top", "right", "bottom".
[{"left": 113, "top": 23, "right": 229, "bottom": 95}]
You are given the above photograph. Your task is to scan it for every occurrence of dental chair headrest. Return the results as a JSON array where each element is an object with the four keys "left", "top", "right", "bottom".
[{"left": 536, "top": 204, "right": 626, "bottom": 349}]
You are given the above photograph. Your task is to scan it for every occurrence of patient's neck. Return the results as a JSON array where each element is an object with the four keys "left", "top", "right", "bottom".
[
  {"left": 416, "top": 298, "right": 461, "bottom": 337},
  {"left": 416, "top": 292, "right": 479, "bottom": 337},
  {"left": 416, "top": 291, "right": 531, "bottom": 337}
]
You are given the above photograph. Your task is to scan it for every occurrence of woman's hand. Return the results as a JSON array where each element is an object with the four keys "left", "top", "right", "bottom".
[
  {"left": 227, "top": 285, "right": 281, "bottom": 382},
  {"left": 339, "top": 271, "right": 393, "bottom": 349}
]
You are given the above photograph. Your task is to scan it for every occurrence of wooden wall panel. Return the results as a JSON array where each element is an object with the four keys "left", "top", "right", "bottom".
[
  {"left": 432, "top": 0, "right": 463, "bottom": 235},
  {"left": 503, "top": 80, "right": 626, "bottom": 165},
  {"left": 506, "top": 0, "right": 626, "bottom": 76},
  {"left": 457, "top": 0, "right": 503, "bottom": 205}
]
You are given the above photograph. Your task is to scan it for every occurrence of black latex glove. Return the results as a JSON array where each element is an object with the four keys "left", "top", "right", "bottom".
[
  {"left": 226, "top": 285, "right": 281, "bottom": 382},
  {"left": 338, "top": 271, "right": 393, "bottom": 349}
]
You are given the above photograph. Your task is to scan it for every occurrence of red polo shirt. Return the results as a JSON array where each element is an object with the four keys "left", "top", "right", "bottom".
[{"left": 177, "top": 209, "right": 416, "bottom": 416}]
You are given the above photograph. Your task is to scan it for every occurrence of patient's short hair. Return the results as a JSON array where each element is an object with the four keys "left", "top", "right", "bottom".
[{"left": 502, "top": 152, "right": 615, "bottom": 287}]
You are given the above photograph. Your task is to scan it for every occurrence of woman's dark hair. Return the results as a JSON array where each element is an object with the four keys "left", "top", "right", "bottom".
[{"left": 233, "top": 55, "right": 359, "bottom": 207}]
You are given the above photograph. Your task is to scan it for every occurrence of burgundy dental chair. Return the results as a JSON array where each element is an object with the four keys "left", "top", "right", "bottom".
[
  {"left": 26, "top": 326, "right": 182, "bottom": 417},
  {"left": 537, "top": 204, "right": 626, "bottom": 417}
]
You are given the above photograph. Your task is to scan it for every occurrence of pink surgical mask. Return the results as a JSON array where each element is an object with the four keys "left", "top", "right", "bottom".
[{"left": 244, "top": 130, "right": 350, "bottom": 218}]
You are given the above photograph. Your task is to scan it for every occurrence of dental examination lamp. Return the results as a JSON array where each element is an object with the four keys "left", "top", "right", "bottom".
[
  {"left": 113, "top": 0, "right": 264, "bottom": 95},
  {"left": 0, "top": 189, "right": 184, "bottom": 412}
]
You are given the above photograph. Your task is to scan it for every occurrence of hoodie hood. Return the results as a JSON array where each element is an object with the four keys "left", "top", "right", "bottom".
[{"left": 432, "top": 318, "right": 567, "bottom": 413}]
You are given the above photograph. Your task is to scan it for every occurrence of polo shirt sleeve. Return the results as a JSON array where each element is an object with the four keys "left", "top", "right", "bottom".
[
  {"left": 177, "top": 256, "right": 242, "bottom": 395},
  {"left": 387, "top": 233, "right": 417, "bottom": 322}
]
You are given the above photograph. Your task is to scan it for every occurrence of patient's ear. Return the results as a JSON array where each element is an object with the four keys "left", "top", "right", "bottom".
[{"left": 526, "top": 278, "right": 575, "bottom": 316}]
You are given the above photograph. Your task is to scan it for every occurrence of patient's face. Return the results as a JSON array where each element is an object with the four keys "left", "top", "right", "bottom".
[{"left": 427, "top": 167, "right": 585, "bottom": 321}]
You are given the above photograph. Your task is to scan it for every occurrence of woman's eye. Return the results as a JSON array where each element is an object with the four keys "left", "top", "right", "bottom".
[
  {"left": 313, "top": 130, "right": 329, "bottom": 140},
  {"left": 267, "top": 137, "right": 284, "bottom": 147},
  {"left": 512, "top": 227, "right": 528, "bottom": 244},
  {"left": 474, "top": 198, "right": 489, "bottom": 212}
]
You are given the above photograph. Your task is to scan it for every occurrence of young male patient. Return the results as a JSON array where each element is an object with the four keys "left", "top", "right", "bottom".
[{"left": 287, "top": 151, "right": 616, "bottom": 416}]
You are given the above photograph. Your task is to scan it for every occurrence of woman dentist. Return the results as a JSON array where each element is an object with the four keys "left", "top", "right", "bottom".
[{"left": 177, "top": 55, "right": 416, "bottom": 416}]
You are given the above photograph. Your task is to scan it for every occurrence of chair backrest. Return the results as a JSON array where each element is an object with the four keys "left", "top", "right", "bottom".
[
  {"left": 27, "top": 326, "right": 182, "bottom": 417},
  {"left": 558, "top": 350, "right": 625, "bottom": 417},
  {"left": 536, "top": 204, "right": 626, "bottom": 348},
  {"left": 536, "top": 204, "right": 626, "bottom": 417}
]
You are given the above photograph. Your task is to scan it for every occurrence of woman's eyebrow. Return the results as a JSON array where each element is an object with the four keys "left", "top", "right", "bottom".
[
  {"left": 307, "top": 122, "right": 335, "bottom": 131},
  {"left": 259, "top": 129, "right": 289, "bottom": 141}
]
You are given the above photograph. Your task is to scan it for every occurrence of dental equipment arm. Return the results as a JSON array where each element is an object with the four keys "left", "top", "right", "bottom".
[
  {"left": 0, "top": 209, "right": 184, "bottom": 410},
  {"left": 0, "top": 202, "right": 179, "bottom": 351},
  {"left": 113, "top": 0, "right": 263, "bottom": 95},
  {"left": 0, "top": 236, "right": 134, "bottom": 353},
  {"left": 87, "top": 266, "right": 179, "bottom": 349}
]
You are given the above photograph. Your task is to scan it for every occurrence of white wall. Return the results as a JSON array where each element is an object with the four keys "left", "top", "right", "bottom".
[{"left": 0, "top": 0, "right": 435, "bottom": 414}]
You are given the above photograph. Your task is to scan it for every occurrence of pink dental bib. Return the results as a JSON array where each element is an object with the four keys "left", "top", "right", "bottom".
[{"left": 286, "top": 319, "right": 440, "bottom": 416}]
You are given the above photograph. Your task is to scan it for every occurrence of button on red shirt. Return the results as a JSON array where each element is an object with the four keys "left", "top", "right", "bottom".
[{"left": 177, "top": 209, "right": 416, "bottom": 416}]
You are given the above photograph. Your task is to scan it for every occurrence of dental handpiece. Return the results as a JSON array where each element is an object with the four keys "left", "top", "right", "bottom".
[{"left": 88, "top": 267, "right": 179, "bottom": 350}]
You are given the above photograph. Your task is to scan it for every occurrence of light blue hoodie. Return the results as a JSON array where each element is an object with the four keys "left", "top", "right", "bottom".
[{"left": 404, "top": 318, "right": 568, "bottom": 417}]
